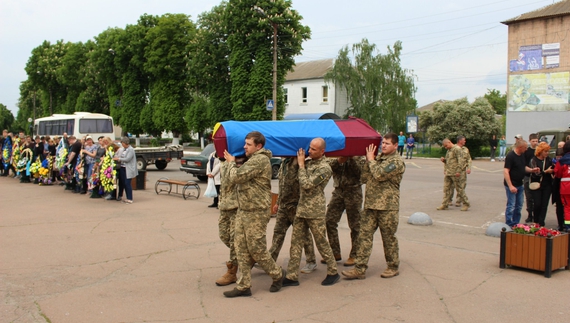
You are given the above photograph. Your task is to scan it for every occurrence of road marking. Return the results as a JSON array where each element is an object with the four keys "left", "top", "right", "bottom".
[
  {"left": 472, "top": 165, "right": 503, "bottom": 173},
  {"left": 406, "top": 162, "right": 421, "bottom": 168}
]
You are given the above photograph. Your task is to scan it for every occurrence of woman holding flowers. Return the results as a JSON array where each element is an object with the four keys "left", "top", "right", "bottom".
[{"left": 113, "top": 137, "right": 138, "bottom": 204}]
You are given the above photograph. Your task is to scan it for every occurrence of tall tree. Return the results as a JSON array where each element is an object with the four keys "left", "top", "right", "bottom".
[
  {"left": 0, "top": 104, "right": 15, "bottom": 131},
  {"left": 144, "top": 13, "right": 196, "bottom": 143},
  {"left": 325, "top": 39, "right": 417, "bottom": 133},
  {"left": 419, "top": 97, "right": 501, "bottom": 155},
  {"left": 225, "top": 0, "right": 310, "bottom": 120},
  {"left": 484, "top": 89, "right": 507, "bottom": 115},
  {"left": 25, "top": 40, "right": 71, "bottom": 116},
  {"left": 190, "top": 3, "right": 232, "bottom": 129}
]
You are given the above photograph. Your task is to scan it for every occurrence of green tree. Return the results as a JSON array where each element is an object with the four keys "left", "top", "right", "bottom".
[
  {"left": 190, "top": 3, "right": 232, "bottom": 129},
  {"left": 225, "top": 0, "right": 310, "bottom": 120},
  {"left": 24, "top": 40, "right": 71, "bottom": 116},
  {"left": 419, "top": 97, "right": 501, "bottom": 156},
  {"left": 144, "top": 13, "right": 196, "bottom": 143},
  {"left": 484, "top": 89, "right": 507, "bottom": 115},
  {"left": 0, "top": 104, "right": 15, "bottom": 131},
  {"left": 76, "top": 40, "right": 111, "bottom": 114},
  {"left": 325, "top": 39, "right": 417, "bottom": 133}
]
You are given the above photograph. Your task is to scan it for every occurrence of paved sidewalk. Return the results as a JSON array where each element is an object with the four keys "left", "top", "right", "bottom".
[{"left": 1, "top": 158, "right": 569, "bottom": 323}]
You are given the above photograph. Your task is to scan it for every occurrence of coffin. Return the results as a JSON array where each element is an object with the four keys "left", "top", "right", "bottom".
[{"left": 212, "top": 117, "right": 381, "bottom": 157}]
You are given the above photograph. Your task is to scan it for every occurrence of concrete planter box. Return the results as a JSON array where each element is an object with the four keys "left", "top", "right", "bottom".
[{"left": 500, "top": 230, "right": 570, "bottom": 278}]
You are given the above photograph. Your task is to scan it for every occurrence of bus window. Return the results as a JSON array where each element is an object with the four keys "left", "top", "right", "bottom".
[
  {"left": 67, "top": 120, "right": 75, "bottom": 135},
  {"left": 98, "top": 119, "right": 113, "bottom": 133},
  {"left": 79, "top": 119, "right": 113, "bottom": 134}
]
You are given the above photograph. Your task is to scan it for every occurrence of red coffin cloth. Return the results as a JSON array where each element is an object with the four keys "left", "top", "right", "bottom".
[{"left": 326, "top": 117, "right": 381, "bottom": 156}]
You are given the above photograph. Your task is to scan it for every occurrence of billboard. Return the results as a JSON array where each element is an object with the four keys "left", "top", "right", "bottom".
[
  {"left": 507, "top": 72, "right": 570, "bottom": 112},
  {"left": 509, "top": 43, "right": 560, "bottom": 72}
]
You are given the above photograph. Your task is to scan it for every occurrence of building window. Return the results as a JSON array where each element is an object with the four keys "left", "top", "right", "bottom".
[
  {"left": 301, "top": 87, "right": 307, "bottom": 103},
  {"left": 322, "top": 86, "right": 328, "bottom": 103},
  {"left": 284, "top": 88, "right": 288, "bottom": 104}
]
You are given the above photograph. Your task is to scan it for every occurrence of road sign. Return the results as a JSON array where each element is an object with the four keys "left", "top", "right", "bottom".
[{"left": 266, "top": 100, "right": 274, "bottom": 111}]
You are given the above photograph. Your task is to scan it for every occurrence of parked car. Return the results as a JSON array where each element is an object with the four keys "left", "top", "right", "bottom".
[{"left": 180, "top": 144, "right": 281, "bottom": 182}]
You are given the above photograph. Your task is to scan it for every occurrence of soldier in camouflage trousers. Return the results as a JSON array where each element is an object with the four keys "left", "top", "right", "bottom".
[
  {"left": 268, "top": 157, "right": 316, "bottom": 272},
  {"left": 215, "top": 157, "right": 246, "bottom": 286},
  {"left": 452, "top": 136, "right": 471, "bottom": 209},
  {"left": 283, "top": 138, "right": 340, "bottom": 287},
  {"left": 342, "top": 133, "right": 406, "bottom": 280},
  {"left": 437, "top": 138, "right": 468, "bottom": 211},
  {"left": 324, "top": 156, "right": 365, "bottom": 266},
  {"left": 222, "top": 131, "right": 284, "bottom": 298}
]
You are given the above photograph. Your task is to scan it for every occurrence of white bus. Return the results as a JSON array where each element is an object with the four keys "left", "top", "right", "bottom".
[{"left": 34, "top": 112, "right": 115, "bottom": 139}]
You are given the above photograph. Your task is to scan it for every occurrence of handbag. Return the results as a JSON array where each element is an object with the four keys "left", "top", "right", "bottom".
[
  {"left": 204, "top": 177, "right": 218, "bottom": 198},
  {"left": 529, "top": 158, "right": 545, "bottom": 190}
]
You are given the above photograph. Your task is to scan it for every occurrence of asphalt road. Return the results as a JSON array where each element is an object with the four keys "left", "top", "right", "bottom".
[{"left": 1, "top": 157, "right": 568, "bottom": 323}]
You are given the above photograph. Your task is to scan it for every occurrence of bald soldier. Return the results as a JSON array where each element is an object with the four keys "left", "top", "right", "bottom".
[{"left": 282, "top": 138, "right": 340, "bottom": 287}]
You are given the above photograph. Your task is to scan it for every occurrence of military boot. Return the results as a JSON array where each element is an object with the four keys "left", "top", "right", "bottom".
[
  {"left": 460, "top": 205, "right": 469, "bottom": 211},
  {"left": 223, "top": 288, "right": 251, "bottom": 298},
  {"left": 436, "top": 204, "right": 448, "bottom": 210},
  {"left": 215, "top": 262, "right": 238, "bottom": 286}
]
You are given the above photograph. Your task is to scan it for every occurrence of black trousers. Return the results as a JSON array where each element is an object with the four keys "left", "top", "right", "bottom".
[{"left": 530, "top": 185, "right": 552, "bottom": 226}]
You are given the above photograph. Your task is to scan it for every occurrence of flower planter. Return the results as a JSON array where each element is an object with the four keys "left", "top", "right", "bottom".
[{"left": 500, "top": 230, "right": 570, "bottom": 277}]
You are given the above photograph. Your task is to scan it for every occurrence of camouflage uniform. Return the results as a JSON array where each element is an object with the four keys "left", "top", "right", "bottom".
[
  {"left": 325, "top": 157, "right": 364, "bottom": 259},
  {"left": 269, "top": 158, "right": 316, "bottom": 264},
  {"left": 285, "top": 157, "right": 335, "bottom": 281},
  {"left": 453, "top": 146, "right": 471, "bottom": 205},
  {"left": 441, "top": 145, "right": 466, "bottom": 206},
  {"left": 227, "top": 148, "right": 282, "bottom": 291},
  {"left": 218, "top": 161, "right": 238, "bottom": 266},
  {"left": 353, "top": 150, "right": 405, "bottom": 274}
]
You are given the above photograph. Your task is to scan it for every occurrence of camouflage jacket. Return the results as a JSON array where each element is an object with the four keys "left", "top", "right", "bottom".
[
  {"left": 328, "top": 156, "right": 364, "bottom": 188},
  {"left": 297, "top": 157, "right": 332, "bottom": 219},
  {"left": 277, "top": 157, "right": 300, "bottom": 209},
  {"left": 362, "top": 151, "right": 405, "bottom": 210},
  {"left": 460, "top": 146, "right": 472, "bottom": 172},
  {"left": 218, "top": 161, "right": 238, "bottom": 211},
  {"left": 444, "top": 145, "right": 463, "bottom": 176},
  {"left": 227, "top": 148, "right": 272, "bottom": 211}
]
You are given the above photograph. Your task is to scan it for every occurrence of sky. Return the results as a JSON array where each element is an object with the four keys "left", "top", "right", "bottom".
[{"left": 0, "top": 0, "right": 561, "bottom": 116}]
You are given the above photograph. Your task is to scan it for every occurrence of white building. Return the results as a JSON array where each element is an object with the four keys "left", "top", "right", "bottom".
[{"left": 283, "top": 59, "right": 350, "bottom": 117}]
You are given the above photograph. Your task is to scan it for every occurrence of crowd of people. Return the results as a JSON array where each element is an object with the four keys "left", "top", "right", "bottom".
[
  {"left": 503, "top": 133, "right": 570, "bottom": 232},
  {"left": 1, "top": 130, "right": 138, "bottom": 204},
  {"left": 212, "top": 131, "right": 405, "bottom": 298},
  {"left": 4, "top": 127, "right": 570, "bottom": 297}
]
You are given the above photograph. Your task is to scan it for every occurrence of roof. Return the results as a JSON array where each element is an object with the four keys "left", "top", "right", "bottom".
[
  {"left": 502, "top": 0, "right": 570, "bottom": 25},
  {"left": 284, "top": 113, "right": 340, "bottom": 120},
  {"left": 286, "top": 59, "right": 334, "bottom": 81},
  {"left": 416, "top": 100, "right": 449, "bottom": 113}
]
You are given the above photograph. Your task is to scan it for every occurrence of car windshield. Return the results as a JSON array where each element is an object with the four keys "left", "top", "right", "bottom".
[{"left": 201, "top": 144, "right": 215, "bottom": 157}]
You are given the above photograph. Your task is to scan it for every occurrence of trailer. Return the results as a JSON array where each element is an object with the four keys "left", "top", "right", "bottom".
[{"left": 134, "top": 145, "right": 184, "bottom": 170}]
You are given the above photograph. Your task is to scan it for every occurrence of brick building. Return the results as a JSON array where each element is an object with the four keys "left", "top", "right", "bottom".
[{"left": 501, "top": 0, "right": 570, "bottom": 143}]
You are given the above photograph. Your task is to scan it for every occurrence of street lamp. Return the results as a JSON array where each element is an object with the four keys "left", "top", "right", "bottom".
[{"left": 253, "top": 5, "right": 278, "bottom": 121}]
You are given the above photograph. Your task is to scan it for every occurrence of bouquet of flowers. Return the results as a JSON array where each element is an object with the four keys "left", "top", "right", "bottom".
[
  {"left": 16, "top": 148, "right": 32, "bottom": 174},
  {"left": 29, "top": 157, "right": 42, "bottom": 178},
  {"left": 10, "top": 138, "right": 20, "bottom": 169},
  {"left": 512, "top": 223, "right": 561, "bottom": 237},
  {"left": 54, "top": 140, "right": 68, "bottom": 171},
  {"left": 38, "top": 157, "right": 53, "bottom": 185},
  {"left": 99, "top": 146, "right": 117, "bottom": 193}
]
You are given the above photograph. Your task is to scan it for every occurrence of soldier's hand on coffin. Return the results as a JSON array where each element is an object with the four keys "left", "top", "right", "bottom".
[{"left": 223, "top": 150, "right": 235, "bottom": 162}]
